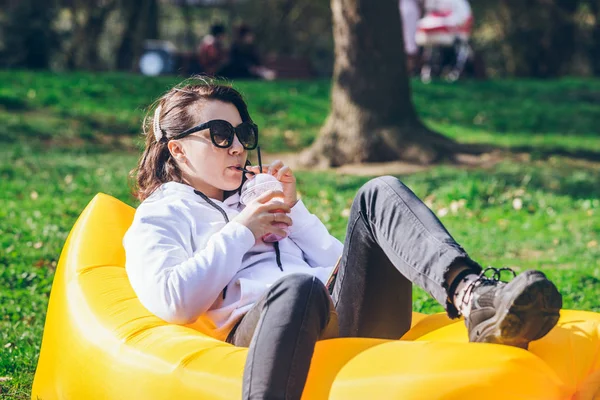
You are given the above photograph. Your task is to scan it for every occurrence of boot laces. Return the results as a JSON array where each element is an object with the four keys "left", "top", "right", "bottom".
[{"left": 461, "top": 266, "right": 517, "bottom": 310}]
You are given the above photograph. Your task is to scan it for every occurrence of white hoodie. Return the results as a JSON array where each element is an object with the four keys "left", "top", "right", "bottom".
[{"left": 123, "top": 181, "right": 343, "bottom": 340}]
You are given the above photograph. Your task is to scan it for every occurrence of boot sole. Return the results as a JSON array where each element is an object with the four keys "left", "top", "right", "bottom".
[{"left": 470, "top": 271, "right": 562, "bottom": 349}]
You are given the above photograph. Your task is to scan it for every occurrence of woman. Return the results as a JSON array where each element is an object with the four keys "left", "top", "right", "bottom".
[
  {"left": 124, "top": 79, "right": 562, "bottom": 400},
  {"left": 197, "top": 24, "right": 229, "bottom": 76}
]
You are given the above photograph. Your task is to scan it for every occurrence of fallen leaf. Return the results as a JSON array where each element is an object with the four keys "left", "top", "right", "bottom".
[
  {"left": 424, "top": 195, "right": 435, "bottom": 208},
  {"left": 587, "top": 240, "right": 598, "bottom": 248},
  {"left": 512, "top": 198, "right": 523, "bottom": 210},
  {"left": 450, "top": 200, "right": 461, "bottom": 214}
]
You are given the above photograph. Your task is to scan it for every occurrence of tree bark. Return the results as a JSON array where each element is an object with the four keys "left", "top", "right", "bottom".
[
  {"left": 499, "top": 0, "right": 580, "bottom": 77},
  {"left": 2, "top": 0, "right": 59, "bottom": 69},
  {"left": 65, "top": 0, "right": 117, "bottom": 70},
  {"left": 300, "top": 0, "right": 456, "bottom": 167},
  {"left": 181, "top": 2, "right": 195, "bottom": 50},
  {"left": 146, "top": 0, "right": 160, "bottom": 40},
  {"left": 81, "top": 6, "right": 112, "bottom": 70},
  {"left": 589, "top": 0, "right": 600, "bottom": 76},
  {"left": 116, "top": 0, "right": 159, "bottom": 71}
]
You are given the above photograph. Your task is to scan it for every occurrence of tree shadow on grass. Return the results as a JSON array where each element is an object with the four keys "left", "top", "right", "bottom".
[
  {"left": 457, "top": 142, "right": 600, "bottom": 164},
  {"left": 406, "top": 156, "right": 600, "bottom": 201}
]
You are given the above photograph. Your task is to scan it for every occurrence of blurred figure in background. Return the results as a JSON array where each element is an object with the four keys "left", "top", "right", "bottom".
[
  {"left": 399, "top": 0, "right": 422, "bottom": 75},
  {"left": 416, "top": 0, "right": 473, "bottom": 82},
  {"left": 197, "top": 24, "right": 228, "bottom": 76},
  {"left": 220, "top": 24, "right": 276, "bottom": 80}
]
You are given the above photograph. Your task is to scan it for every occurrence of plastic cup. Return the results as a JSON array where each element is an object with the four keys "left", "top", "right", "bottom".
[{"left": 240, "top": 174, "right": 289, "bottom": 242}]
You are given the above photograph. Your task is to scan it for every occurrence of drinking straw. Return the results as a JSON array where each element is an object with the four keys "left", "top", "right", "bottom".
[
  {"left": 235, "top": 166, "right": 255, "bottom": 175},
  {"left": 257, "top": 146, "right": 263, "bottom": 172}
]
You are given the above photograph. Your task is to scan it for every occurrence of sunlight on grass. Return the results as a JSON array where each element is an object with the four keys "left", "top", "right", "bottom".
[
  {"left": 2, "top": 147, "right": 599, "bottom": 397},
  {"left": 1, "top": 72, "right": 599, "bottom": 397},
  {"left": 2, "top": 71, "right": 600, "bottom": 154}
]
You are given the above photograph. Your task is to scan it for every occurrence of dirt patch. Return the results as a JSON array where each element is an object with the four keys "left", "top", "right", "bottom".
[{"left": 262, "top": 150, "right": 507, "bottom": 176}]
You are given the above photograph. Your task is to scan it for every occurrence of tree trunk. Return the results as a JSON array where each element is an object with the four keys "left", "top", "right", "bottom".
[
  {"left": 116, "top": 2, "right": 139, "bottom": 71},
  {"left": 181, "top": 3, "right": 195, "bottom": 50},
  {"left": 66, "top": 0, "right": 117, "bottom": 70},
  {"left": 300, "top": 0, "right": 456, "bottom": 167},
  {"left": 277, "top": 0, "right": 295, "bottom": 55},
  {"left": 499, "top": 0, "right": 580, "bottom": 77},
  {"left": 146, "top": 0, "right": 160, "bottom": 40},
  {"left": 80, "top": 8, "right": 110, "bottom": 70},
  {"left": 2, "top": 0, "right": 58, "bottom": 69},
  {"left": 116, "top": 0, "right": 159, "bottom": 71},
  {"left": 544, "top": 0, "right": 579, "bottom": 76},
  {"left": 589, "top": 0, "right": 600, "bottom": 76}
]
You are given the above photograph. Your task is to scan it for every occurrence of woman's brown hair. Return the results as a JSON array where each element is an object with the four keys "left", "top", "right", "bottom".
[{"left": 130, "top": 77, "right": 252, "bottom": 201}]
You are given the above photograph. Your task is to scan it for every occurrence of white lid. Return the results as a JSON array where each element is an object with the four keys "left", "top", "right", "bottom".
[{"left": 240, "top": 178, "right": 283, "bottom": 205}]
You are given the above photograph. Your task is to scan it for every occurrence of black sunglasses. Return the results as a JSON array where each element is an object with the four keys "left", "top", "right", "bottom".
[{"left": 170, "top": 119, "right": 259, "bottom": 150}]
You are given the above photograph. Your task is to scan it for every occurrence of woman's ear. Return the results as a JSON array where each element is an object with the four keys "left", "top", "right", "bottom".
[{"left": 167, "top": 140, "right": 186, "bottom": 163}]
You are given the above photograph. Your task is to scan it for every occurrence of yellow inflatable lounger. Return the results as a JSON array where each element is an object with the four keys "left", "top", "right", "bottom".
[{"left": 32, "top": 194, "right": 600, "bottom": 400}]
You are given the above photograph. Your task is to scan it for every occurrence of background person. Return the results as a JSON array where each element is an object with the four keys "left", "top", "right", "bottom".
[
  {"left": 399, "top": 0, "right": 423, "bottom": 74},
  {"left": 417, "top": 0, "right": 473, "bottom": 82},
  {"left": 197, "top": 23, "right": 228, "bottom": 76}
]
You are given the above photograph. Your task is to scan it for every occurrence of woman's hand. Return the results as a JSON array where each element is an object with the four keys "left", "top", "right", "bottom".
[
  {"left": 233, "top": 190, "right": 292, "bottom": 243},
  {"left": 246, "top": 160, "right": 298, "bottom": 207}
]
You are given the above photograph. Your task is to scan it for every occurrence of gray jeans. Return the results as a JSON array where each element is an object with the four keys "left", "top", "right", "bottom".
[{"left": 226, "top": 176, "right": 481, "bottom": 400}]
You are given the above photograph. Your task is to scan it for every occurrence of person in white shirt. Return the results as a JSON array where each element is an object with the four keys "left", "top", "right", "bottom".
[
  {"left": 417, "top": 0, "right": 474, "bottom": 82},
  {"left": 423, "top": 0, "right": 472, "bottom": 28},
  {"left": 124, "top": 79, "right": 562, "bottom": 399},
  {"left": 399, "top": 0, "right": 422, "bottom": 73}
]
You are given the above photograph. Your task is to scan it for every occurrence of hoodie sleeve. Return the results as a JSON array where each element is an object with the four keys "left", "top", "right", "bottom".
[
  {"left": 287, "top": 199, "right": 343, "bottom": 268},
  {"left": 124, "top": 205, "right": 255, "bottom": 325}
]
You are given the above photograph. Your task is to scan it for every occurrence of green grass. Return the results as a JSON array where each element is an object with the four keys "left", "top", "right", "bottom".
[
  {"left": 1, "top": 72, "right": 600, "bottom": 398},
  {"left": 1, "top": 71, "right": 600, "bottom": 154},
  {"left": 2, "top": 148, "right": 600, "bottom": 398}
]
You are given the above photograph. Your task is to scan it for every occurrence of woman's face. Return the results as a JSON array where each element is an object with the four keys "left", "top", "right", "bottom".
[{"left": 169, "top": 100, "right": 247, "bottom": 200}]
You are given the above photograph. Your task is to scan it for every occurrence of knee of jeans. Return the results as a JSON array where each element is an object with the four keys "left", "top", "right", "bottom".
[
  {"left": 272, "top": 274, "right": 330, "bottom": 308},
  {"left": 355, "top": 176, "right": 404, "bottom": 205},
  {"left": 360, "top": 176, "right": 403, "bottom": 194}
]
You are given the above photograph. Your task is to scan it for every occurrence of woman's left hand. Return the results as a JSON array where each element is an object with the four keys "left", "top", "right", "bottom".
[{"left": 246, "top": 160, "right": 298, "bottom": 207}]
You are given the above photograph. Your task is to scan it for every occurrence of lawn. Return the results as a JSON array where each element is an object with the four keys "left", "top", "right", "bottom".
[
  {"left": 2, "top": 71, "right": 600, "bottom": 154},
  {"left": 1, "top": 71, "right": 599, "bottom": 398}
]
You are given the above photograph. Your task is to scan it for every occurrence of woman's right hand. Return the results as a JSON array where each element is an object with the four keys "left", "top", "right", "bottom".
[{"left": 233, "top": 190, "right": 292, "bottom": 243}]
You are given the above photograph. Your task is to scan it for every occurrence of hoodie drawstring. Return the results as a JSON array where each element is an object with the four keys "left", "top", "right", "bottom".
[
  {"left": 273, "top": 242, "right": 283, "bottom": 271},
  {"left": 194, "top": 190, "right": 230, "bottom": 223}
]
